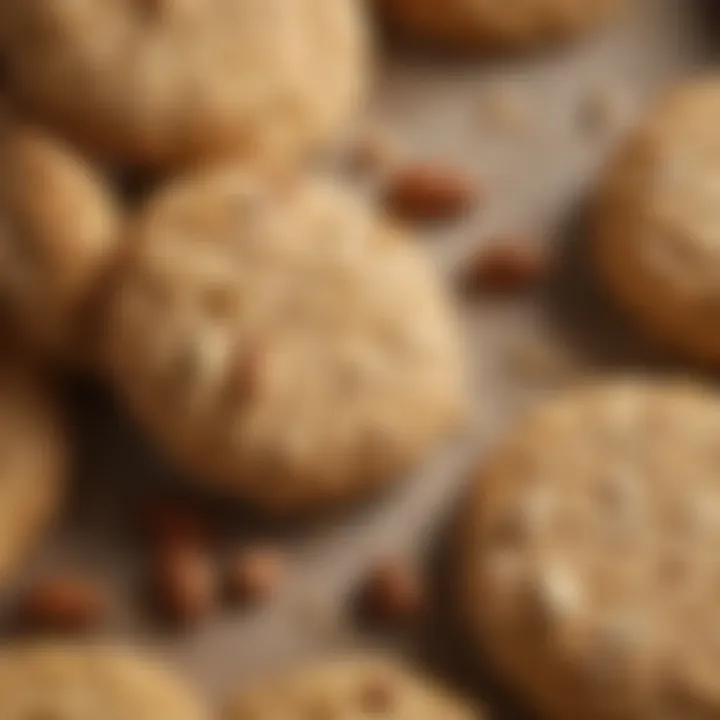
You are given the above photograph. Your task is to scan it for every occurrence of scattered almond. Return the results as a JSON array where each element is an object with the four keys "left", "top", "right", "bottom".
[
  {"left": 152, "top": 543, "right": 217, "bottom": 626},
  {"left": 357, "top": 559, "right": 425, "bottom": 625},
  {"left": 385, "top": 164, "right": 481, "bottom": 222},
  {"left": 19, "top": 575, "right": 108, "bottom": 633},
  {"left": 225, "top": 547, "right": 286, "bottom": 606},
  {"left": 140, "top": 502, "right": 209, "bottom": 548},
  {"left": 461, "top": 239, "right": 548, "bottom": 295}
]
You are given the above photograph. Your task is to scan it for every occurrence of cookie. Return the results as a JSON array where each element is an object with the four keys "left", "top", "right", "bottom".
[
  {"left": 376, "top": 0, "right": 625, "bottom": 52},
  {"left": 0, "top": 113, "right": 121, "bottom": 365},
  {"left": 0, "top": 362, "right": 67, "bottom": 588},
  {"left": 595, "top": 80, "right": 720, "bottom": 366},
  {"left": 459, "top": 379, "right": 720, "bottom": 719},
  {"left": 0, "top": 0, "right": 367, "bottom": 169},
  {"left": 224, "top": 656, "right": 480, "bottom": 719},
  {"left": 0, "top": 643, "right": 208, "bottom": 718},
  {"left": 104, "top": 168, "right": 465, "bottom": 515}
]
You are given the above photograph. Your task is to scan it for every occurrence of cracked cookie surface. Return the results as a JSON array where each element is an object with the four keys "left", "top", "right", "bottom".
[
  {"left": 0, "top": 0, "right": 367, "bottom": 169},
  {"left": 104, "top": 168, "right": 465, "bottom": 515},
  {"left": 460, "top": 379, "right": 720, "bottom": 719},
  {"left": 224, "top": 656, "right": 480, "bottom": 719},
  {"left": 596, "top": 80, "right": 720, "bottom": 365}
]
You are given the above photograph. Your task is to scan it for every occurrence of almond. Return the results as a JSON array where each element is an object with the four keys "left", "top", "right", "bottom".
[
  {"left": 151, "top": 543, "right": 217, "bottom": 626},
  {"left": 357, "top": 559, "right": 425, "bottom": 625},
  {"left": 140, "top": 501, "right": 209, "bottom": 548},
  {"left": 385, "top": 164, "right": 480, "bottom": 222},
  {"left": 462, "top": 239, "right": 548, "bottom": 295},
  {"left": 225, "top": 547, "right": 286, "bottom": 606},
  {"left": 19, "top": 575, "right": 108, "bottom": 633}
]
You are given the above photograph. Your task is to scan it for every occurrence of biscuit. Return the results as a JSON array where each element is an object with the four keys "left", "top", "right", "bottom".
[
  {"left": 224, "top": 656, "right": 480, "bottom": 719},
  {"left": 376, "top": 0, "right": 625, "bottom": 52},
  {"left": 103, "top": 168, "right": 465, "bottom": 515},
  {"left": 0, "top": 362, "right": 67, "bottom": 588},
  {"left": 0, "top": 113, "right": 121, "bottom": 366},
  {"left": 0, "top": 0, "right": 367, "bottom": 169},
  {"left": 595, "top": 80, "right": 720, "bottom": 366},
  {"left": 459, "top": 379, "right": 720, "bottom": 719},
  {"left": 0, "top": 644, "right": 208, "bottom": 718}
]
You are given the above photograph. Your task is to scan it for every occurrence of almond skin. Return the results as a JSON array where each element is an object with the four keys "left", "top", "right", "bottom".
[
  {"left": 19, "top": 575, "right": 108, "bottom": 633},
  {"left": 151, "top": 543, "right": 217, "bottom": 627},
  {"left": 462, "top": 239, "right": 548, "bottom": 295},
  {"left": 385, "top": 164, "right": 481, "bottom": 222},
  {"left": 357, "top": 559, "right": 425, "bottom": 625},
  {"left": 225, "top": 547, "right": 286, "bottom": 606},
  {"left": 140, "top": 501, "right": 210, "bottom": 548}
]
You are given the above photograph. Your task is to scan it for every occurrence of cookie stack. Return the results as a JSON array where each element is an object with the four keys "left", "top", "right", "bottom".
[{"left": 0, "top": 0, "right": 717, "bottom": 718}]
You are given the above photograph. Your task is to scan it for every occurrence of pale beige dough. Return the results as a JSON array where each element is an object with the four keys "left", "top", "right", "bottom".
[
  {"left": 0, "top": 113, "right": 121, "bottom": 365},
  {"left": 377, "top": 0, "right": 625, "bottom": 51},
  {"left": 224, "top": 656, "right": 481, "bottom": 719},
  {"left": 103, "top": 168, "right": 465, "bottom": 515},
  {"left": 460, "top": 379, "right": 720, "bottom": 719},
  {"left": 0, "top": 0, "right": 367, "bottom": 169},
  {"left": 0, "top": 644, "right": 208, "bottom": 719},
  {"left": 595, "top": 80, "right": 720, "bottom": 366},
  {"left": 0, "top": 362, "right": 68, "bottom": 588}
]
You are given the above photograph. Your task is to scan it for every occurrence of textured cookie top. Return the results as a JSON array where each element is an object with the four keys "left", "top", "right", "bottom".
[
  {"left": 0, "top": 0, "right": 366, "bottom": 168},
  {"left": 0, "top": 115, "right": 120, "bottom": 363},
  {"left": 0, "top": 644, "right": 208, "bottom": 719},
  {"left": 224, "top": 657, "right": 479, "bottom": 719},
  {"left": 461, "top": 379, "right": 720, "bottom": 719},
  {"left": 0, "top": 363, "right": 67, "bottom": 587},
  {"left": 379, "top": 0, "right": 623, "bottom": 50},
  {"left": 105, "top": 169, "right": 464, "bottom": 514},
  {"left": 595, "top": 81, "right": 720, "bottom": 363}
]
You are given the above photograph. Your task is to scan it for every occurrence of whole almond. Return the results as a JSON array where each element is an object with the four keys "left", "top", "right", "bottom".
[
  {"left": 19, "top": 575, "right": 108, "bottom": 633},
  {"left": 462, "top": 239, "right": 548, "bottom": 295},
  {"left": 226, "top": 547, "right": 286, "bottom": 606},
  {"left": 140, "top": 502, "right": 209, "bottom": 548},
  {"left": 152, "top": 543, "right": 217, "bottom": 626},
  {"left": 385, "top": 164, "right": 480, "bottom": 222},
  {"left": 358, "top": 559, "right": 425, "bottom": 625}
]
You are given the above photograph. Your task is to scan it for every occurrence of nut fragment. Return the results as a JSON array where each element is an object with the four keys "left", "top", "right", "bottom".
[
  {"left": 19, "top": 574, "right": 108, "bottom": 633},
  {"left": 151, "top": 543, "right": 217, "bottom": 626},
  {"left": 225, "top": 547, "right": 286, "bottom": 606},
  {"left": 140, "top": 501, "right": 209, "bottom": 548},
  {"left": 358, "top": 559, "right": 425, "bottom": 625},
  {"left": 385, "top": 164, "right": 481, "bottom": 222},
  {"left": 461, "top": 238, "right": 548, "bottom": 295}
]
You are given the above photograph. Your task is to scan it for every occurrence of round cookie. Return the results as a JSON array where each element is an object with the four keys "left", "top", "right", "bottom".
[
  {"left": 104, "top": 168, "right": 465, "bottom": 515},
  {"left": 0, "top": 362, "right": 67, "bottom": 587},
  {"left": 377, "top": 0, "right": 625, "bottom": 52},
  {"left": 595, "top": 80, "right": 720, "bottom": 366},
  {"left": 0, "top": 0, "right": 367, "bottom": 169},
  {"left": 0, "top": 644, "right": 208, "bottom": 718},
  {"left": 224, "top": 656, "right": 479, "bottom": 719},
  {"left": 0, "top": 114, "right": 121, "bottom": 365},
  {"left": 459, "top": 379, "right": 720, "bottom": 719}
]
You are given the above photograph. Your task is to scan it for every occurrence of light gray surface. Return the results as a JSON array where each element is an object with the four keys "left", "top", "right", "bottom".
[{"left": 32, "top": 0, "right": 716, "bottom": 716}]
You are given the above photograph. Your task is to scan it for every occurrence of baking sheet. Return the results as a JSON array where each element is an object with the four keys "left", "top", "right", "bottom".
[{"left": 28, "top": 0, "right": 717, "bottom": 716}]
